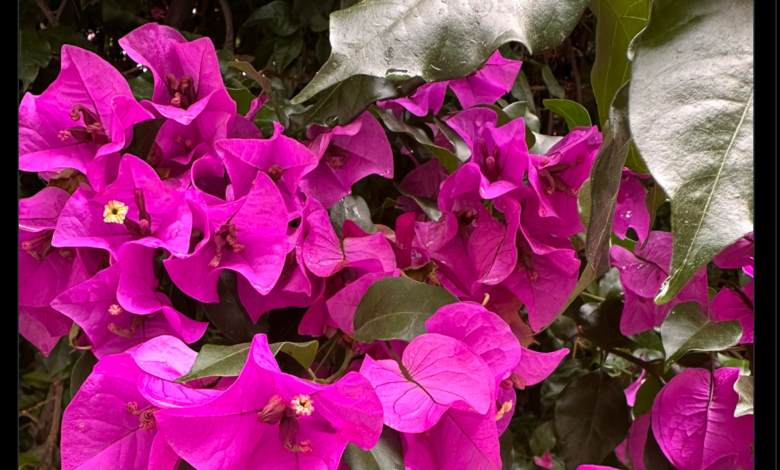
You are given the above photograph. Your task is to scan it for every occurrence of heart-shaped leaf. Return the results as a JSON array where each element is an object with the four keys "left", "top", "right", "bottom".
[
  {"left": 350, "top": 277, "right": 458, "bottom": 343},
  {"left": 292, "top": 0, "right": 589, "bottom": 104},
  {"left": 660, "top": 301, "right": 742, "bottom": 366},
  {"left": 555, "top": 370, "right": 631, "bottom": 470},
  {"left": 628, "top": 0, "right": 754, "bottom": 304}
]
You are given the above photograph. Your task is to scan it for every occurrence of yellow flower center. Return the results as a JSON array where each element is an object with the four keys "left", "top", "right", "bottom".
[
  {"left": 108, "top": 304, "right": 123, "bottom": 316},
  {"left": 495, "top": 401, "right": 513, "bottom": 421},
  {"left": 290, "top": 394, "right": 314, "bottom": 417},
  {"left": 103, "top": 200, "right": 129, "bottom": 224}
]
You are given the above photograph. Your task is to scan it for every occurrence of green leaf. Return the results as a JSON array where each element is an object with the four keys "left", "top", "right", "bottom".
[
  {"left": 272, "top": 30, "right": 304, "bottom": 72},
  {"left": 177, "top": 343, "right": 251, "bottom": 382},
  {"left": 632, "top": 374, "right": 661, "bottom": 417},
  {"left": 43, "top": 337, "right": 73, "bottom": 378},
  {"left": 553, "top": 82, "right": 634, "bottom": 324},
  {"left": 577, "top": 178, "right": 591, "bottom": 228},
  {"left": 588, "top": 0, "right": 649, "bottom": 126},
  {"left": 499, "top": 428, "right": 516, "bottom": 470},
  {"left": 643, "top": 422, "right": 676, "bottom": 470},
  {"left": 288, "top": 75, "right": 423, "bottom": 133},
  {"left": 18, "top": 452, "right": 41, "bottom": 469},
  {"left": 70, "top": 350, "right": 99, "bottom": 398},
  {"left": 530, "top": 421, "right": 557, "bottom": 456},
  {"left": 243, "top": 1, "right": 301, "bottom": 36},
  {"left": 644, "top": 182, "right": 667, "bottom": 239},
  {"left": 38, "top": 26, "right": 95, "bottom": 53},
  {"left": 434, "top": 116, "right": 472, "bottom": 163},
  {"left": 329, "top": 195, "right": 376, "bottom": 236},
  {"left": 341, "top": 426, "right": 404, "bottom": 470},
  {"left": 733, "top": 375, "right": 753, "bottom": 417},
  {"left": 19, "top": 28, "right": 51, "bottom": 91},
  {"left": 199, "top": 271, "right": 269, "bottom": 344},
  {"left": 529, "top": 132, "right": 563, "bottom": 155},
  {"left": 102, "top": 0, "right": 140, "bottom": 24},
  {"left": 22, "top": 370, "right": 52, "bottom": 390},
  {"left": 554, "top": 370, "right": 631, "bottom": 470},
  {"left": 393, "top": 181, "right": 442, "bottom": 222},
  {"left": 543, "top": 99, "right": 592, "bottom": 130},
  {"left": 227, "top": 87, "right": 257, "bottom": 116},
  {"left": 269, "top": 340, "right": 320, "bottom": 369},
  {"left": 541, "top": 65, "right": 566, "bottom": 99},
  {"left": 628, "top": 0, "right": 754, "bottom": 304},
  {"left": 660, "top": 301, "right": 742, "bottom": 366},
  {"left": 177, "top": 340, "right": 318, "bottom": 383},
  {"left": 228, "top": 60, "right": 291, "bottom": 129},
  {"left": 350, "top": 277, "right": 458, "bottom": 343},
  {"left": 127, "top": 73, "right": 155, "bottom": 101},
  {"left": 373, "top": 106, "right": 459, "bottom": 173},
  {"left": 292, "top": 0, "right": 589, "bottom": 104},
  {"left": 121, "top": 118, "right": 166, "bottom": 159},
  {"left": 511, "top": 68, "right": 537, "bottom": 114},
  {"left": 576, "top": 298, "right": 636, "bottom": 350}
]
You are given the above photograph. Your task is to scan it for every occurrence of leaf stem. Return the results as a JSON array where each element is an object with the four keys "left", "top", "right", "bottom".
[
  {"left": 579, "top": 291, "right": 606, "bottom": 302},
  {"left": 316, "top": 348, "right": 357, "bottom": 384},
  {"left": 582, "top": 329, "right": 666, "bottom": 385}
]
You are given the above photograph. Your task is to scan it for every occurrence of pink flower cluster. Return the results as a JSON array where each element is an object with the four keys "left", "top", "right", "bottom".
[{"left": 18, "top": 21, "right": 754, "bottom": 470}]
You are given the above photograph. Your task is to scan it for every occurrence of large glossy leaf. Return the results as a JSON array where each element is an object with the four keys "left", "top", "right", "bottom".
[
  {"left": 175, "top": 340, "right": 318, "bottom": 382},
  {"left": 628, "top": 0, "right": 754, "bottom": 304},
  {"left": 292, "top": 0, "right": 589, "bottom": 104},
  {"left": 555, "top": 82, "right": 633, "bottom": 322},
  {"left": 350, "top": 277, "right": 458, "bottom": 343},
  {"left": 70, "top": 350, "right": 99, "bottom": 397},
  {"left": 576, "top": 298, "right": 636, "bottom": 350},
  {"left": 341, "top": 426, "right": 404, "bottom": 470},
  {"left": 588, "top": 0, "right": 648, "bottom": 126},
  {"left": 660, "top": 302, "right": 742, "bottom": 366},
  {"left": 733, "top": 375, "right": 753, "bottom": 417},
  {"left": 632, "top": 374, "right": 661, "bottom": 417},
  {"left": 554, "top": 370, "right": 631, "bottom": 470},
  {"left": 642, "top": 422, "right": 676, "bottom": 470}
]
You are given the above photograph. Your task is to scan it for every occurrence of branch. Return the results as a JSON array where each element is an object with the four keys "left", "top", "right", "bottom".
[
  {"left": 316, "top": 348, "right": 357, "bottom": 384},
  {"left": 217, "top": 0, "right": 235, "bottom": 51},
  {"left": 36, "top": 0, "right": 68, "bottom": 26}
]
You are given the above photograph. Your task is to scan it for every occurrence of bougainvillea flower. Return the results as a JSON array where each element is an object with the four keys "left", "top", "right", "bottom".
[
  {"left": 377, "top": 50, "right": 521, "bottom": 116},
  {"left": 19, "top": 46, "right": 153, "bottom": 190},
  {"left": 397, "top": 157, "right": 448, "bottom": 218},
  {"left": 413, "top": 205, "right": 519, "bottom": 298},
  {"left": 497, "top": 197, "right": 580, "bottom": 332},
  {"left": 426, "top": 302, "right": 521, "bottom": 388},
  {"left": 711, "top": 281, "right": 753, "bottom": 343},
  {"left": 52, "top": 244, "right": 207, "bottom": 358},
  {"left": 613, "top": 168, "right": 651, "bottom": 244},
  {"left": 576, "top": 466, "right": 619, "bottom": 470},
  {"left": 62, "top": 352, "right": 160, "bottom": 470},
  {"left": 302, "top": 209, "right": 395, "bottom": 278},
  {"left": 627, "top": 413, "right": 651, "bottom": 470},
  {"left": 713, "top": 232, "right": 754, "bottom": 272},
  {"left": 481, "top": 284, "right": 537, "bottom": 348},
  {"left": 652, "top": 367, "right": 753, "bottom": 470},
  {"left": 615, "top": 438, "right": 629, "bottom": 466},
  {"left": 440, "top": 107, "right": 528, "bottom": 203},
  {"left": 118, "top": 23, "right": 236, "bottom": 138},
  {"left": 218, "top": 121, "right": 319, "bottom": 212},
  {"left": 402, "top": 407, "right": 502, "bottom": 470},
  {"left": 507, "top": 346, "right": 569, "bottom": 390},
  {"left": 391, "top": 212, "right": 429, "bottom": 269},
  {"left": 52, "top": 155, "right": 193, "bottom": 257},
  {"left": 155, "top": 334, "right": 383, "bottom": 470},
  {"left": 164, "top": 172, "right": 289, "bottom": 302},
  {"left": 61, "top": 337, "right": 219, "bottom": 470},
  {"left": 527, "top": 126, "right": 602, "bottom": 236},
  {"left": 19, "top": 187, "right": 104, "bottom": 355},
  {"left": 610, "top": 231, "right": 709, "bottom": 335},
  {"left": 300, "top": 112, "right": 393, "bottom": 209},
  {"left": 360, "top": 333, "right": 493, "bottom": 433},
  {"left": 533, "top": 449, "right": 554, "bottom": 469},
  {"left": 624, "top": 369, "right": 646, "bottom": 407}
]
